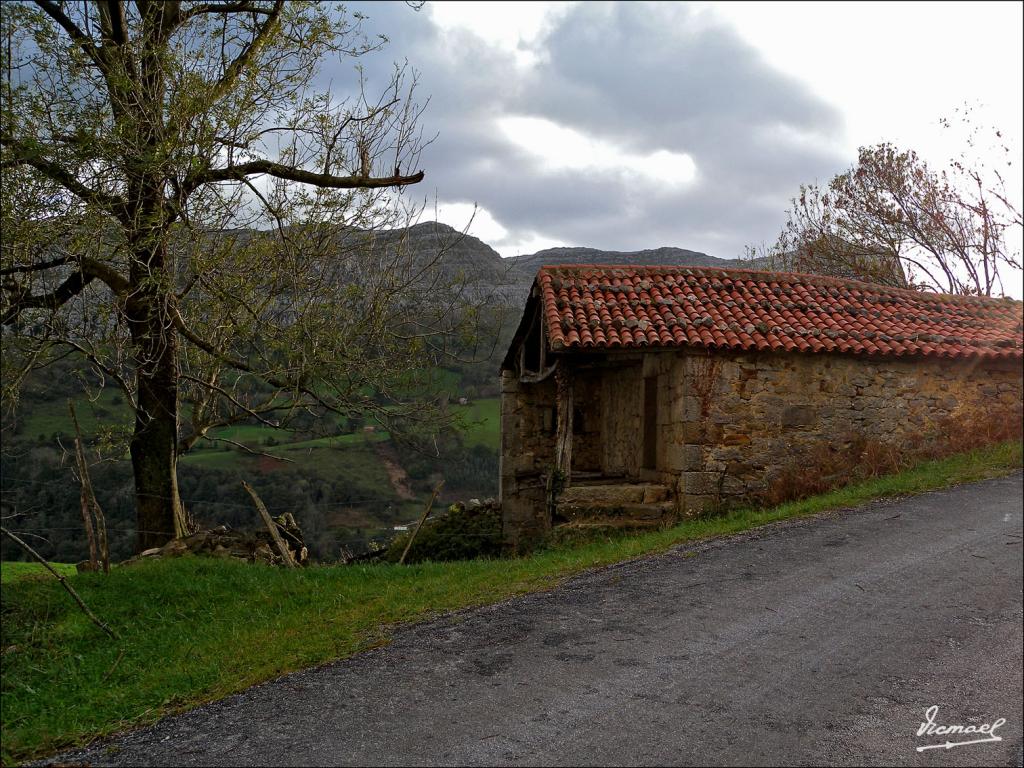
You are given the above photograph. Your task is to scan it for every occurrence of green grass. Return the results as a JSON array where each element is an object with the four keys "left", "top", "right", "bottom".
[
  {"left": 455, "top": 397, "right": 500, "bottom": 448},
  {"left": 2, "top": 440, "right": 1019, "bottom": 764},
  {"left": 202, "top": 423, "right": 290, "bottom": 446},
  {"left": 18, "top": 389, "right": 132, "bottom": 440},
  {"left": 273, "top": 441, "right": 392, "bottom": 481},
  {"left": 180, "top": 433, "right": 389, "bottom": 471},
  {"left": 0, "top": 561, "right": 76, "bottom": 585},
  {"left": 277, "top": 432, "right": 389, "bottom": 451}
]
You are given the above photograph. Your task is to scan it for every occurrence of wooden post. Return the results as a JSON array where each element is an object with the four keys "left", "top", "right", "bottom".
[
  {"left": 242, "top": 480, "right": 296, "bottom": 567},
  {"left": 399, "top": 481, "right": 444, "bottom": 565},
  {"left": 70, "top": 401, "right": 111, "bottom": 572},
  {"left": 554, "top": 363, "right": 573, "bottom": 488},
  {"left": 69, "top": 401, "right": 99, "bottom": 571}
]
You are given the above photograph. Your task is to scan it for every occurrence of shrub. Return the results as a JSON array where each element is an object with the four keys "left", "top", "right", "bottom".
[
  {"left": 385, "top": 502, "right": 502, "bottom": 564},
  {"left": 762, "top": 404, "right": 1023, "bottom": 507}
]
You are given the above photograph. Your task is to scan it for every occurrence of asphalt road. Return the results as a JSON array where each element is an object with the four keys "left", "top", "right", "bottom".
[{"left": 54, "top": 473, "right": 1023, "bottom": 767}]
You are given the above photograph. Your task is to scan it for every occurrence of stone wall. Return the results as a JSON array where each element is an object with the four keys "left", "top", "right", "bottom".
[
  {"left": 666, "top": 350, "right": 1023, "bottom": 514},
  {"left": 499, "top": 370, "right": 556, "bottom": 550},
  {"left": 501, "top": 349, "right": 1023, "bottom": 547}
]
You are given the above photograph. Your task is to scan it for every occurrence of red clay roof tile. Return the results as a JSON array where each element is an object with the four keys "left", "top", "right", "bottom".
[{"left": 537, "top": 265, "right": 1024, "bottom": 361}]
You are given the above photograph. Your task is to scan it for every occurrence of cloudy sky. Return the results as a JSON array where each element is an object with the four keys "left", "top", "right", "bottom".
[{"left": 341, "top": 1, "right": 1023, "bottom": 287}]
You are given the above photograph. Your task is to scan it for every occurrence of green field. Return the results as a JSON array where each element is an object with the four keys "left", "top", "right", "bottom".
[
  {"left": 18, "top": 389, "right": 132, "bottom": 441},
  {"left": 180, "top": 442, "right": 395, "bottom": 500},
  {"left": 197, "top": 423, "right": 290, "bottom": 446},
  {"left": 2, "top": 440, "right": 1019, "bottom": 764},
  {"left": 5, "top": 385, "right": 503, "bottom": 566},
  {"left": 0, "top": 561, "right": 76, "bottom": 585},
  {"left": 177, "top": 400, "right": 499, "bottom": 486},
  {"left": 455, "top": 398, "right": 500, "bottom": 447}
]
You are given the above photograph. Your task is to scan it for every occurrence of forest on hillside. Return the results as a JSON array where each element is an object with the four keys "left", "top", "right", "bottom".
[{"left": 0, "top": 350, "right": 504, "bottom": 564}]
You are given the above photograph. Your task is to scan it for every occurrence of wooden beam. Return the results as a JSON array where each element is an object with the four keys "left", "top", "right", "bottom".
[
  {"left": 242, "top": 480, "right": 296, "bottom": 567},
  {"left": 554, "top": 363, "right": 573, "bottom": 487},
  {"left": 539, "top": 315, "right": 546, "bottom": 370},
  {"left": 399, "top": 481, "right": 444, "bottom": 565}
]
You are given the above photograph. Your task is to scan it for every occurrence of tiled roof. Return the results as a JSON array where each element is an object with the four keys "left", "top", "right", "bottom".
[{"left": 538, "top": 265, "right": 1024, "bottom": 360}]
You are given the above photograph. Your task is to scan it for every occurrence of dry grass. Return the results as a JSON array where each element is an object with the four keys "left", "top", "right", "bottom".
[{"left": 764, "top": 405, "right": 1023, "bottom": 506}]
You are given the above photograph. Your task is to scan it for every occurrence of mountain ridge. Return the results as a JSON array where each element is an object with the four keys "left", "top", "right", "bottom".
[{"left": 384, "top": 221, "right": 758, "bottom": 299}]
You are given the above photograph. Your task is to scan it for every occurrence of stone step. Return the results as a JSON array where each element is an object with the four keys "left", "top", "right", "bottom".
[
  {"left": 559, "top": 483, "right": 671, "bottom": 506},
  {"left": 556, "top": 501, "right": 676, "bottom": 523},
  {"left": 555, "top": 517, "right": 668, "bottom": 532}
]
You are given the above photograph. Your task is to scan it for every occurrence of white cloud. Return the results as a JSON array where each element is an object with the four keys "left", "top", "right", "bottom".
[
  {"left": 351, "top": 1, "right": 1023, "bottom": 296},
  {"left": 426, "top": 1, "right": 574, "bottom": 66},
  {"left": 494, "top": 231, "right": 569, "bottom": 258},
  {"left": 432, "top": 201, "right": 567, "bottom": 258},
  {"left": 697, "top": 0, "right": 1023, "bottom": 296},
  {"left": 697, "top": 2, "right": 1023, "bottom": 164},
  {"left": 432, "top": 201, "right": 509, "bottom": 244},
  {"left": 497, "top": 115, "right": 699, "bottom": 188}
]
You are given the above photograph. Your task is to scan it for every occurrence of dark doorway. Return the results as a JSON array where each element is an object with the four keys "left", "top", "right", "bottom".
[{"left": 643, "top": 376, "right": 658, "bottom": 469}]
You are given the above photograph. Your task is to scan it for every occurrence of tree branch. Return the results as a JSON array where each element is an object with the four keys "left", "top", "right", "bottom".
[
  {"left": 184, "top": 158, "right": 424, "bottom": 195},
  {"left": 79, "top": 257, "right": 132, "bottom": 295},
  {"left": 204, "top": 0, "right": 285, "bottom": 105},
  {"left": 33, "top": 0, "right": 104, "bottom": 70},
  {"left": 174, "top": 311, "right": 349, "bottom": 419},
  {"left": 0, "top": 137, "right": 129, "bottom": 222},
  {"left": 1, "top": 253, "right": 130, "bottom": 324},
  {"left": 179, "top": 1, "right": 277, "bottom": 24},
  {"left": 0, "top": 255, "right": 76, "bottom": 275},
  {"left": 2, "top": 271, "right": 94, "bottom": 324},
  {"left": 208, "top": 435, "right": 295, "bottom": 463},
  {"left": 1, "top": 525, "right": 120, "bottom": 640},
  {"left": 102, "top": 0, "right": 128, "bottom": 46}
]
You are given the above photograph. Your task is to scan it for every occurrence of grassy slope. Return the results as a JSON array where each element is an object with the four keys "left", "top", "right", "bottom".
[
  {"left": 455, "top": 398, "right": 500, "bottom": 447},
  {"left": 16, "top": 387, "right": 499, "bottom": 480},
  {"left": 19, "top": 390, "right": 132, "bottom": 440},
  {"left": 0, "top": 561, "right": 76, "bottom": 585},
  {"left": 2, "top": 440, "right": 1020, "bottom": 763}
]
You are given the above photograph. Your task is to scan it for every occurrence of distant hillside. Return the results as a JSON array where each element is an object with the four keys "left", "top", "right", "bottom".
[
  {"left": 376, "top": 222, "right": 759, "bottom": 302},
  {"left": 509, "top": 245, "right": 751, "bottom": 274},
  {"left": 366, "top": 221, "right": 512, "bottom": 285}
]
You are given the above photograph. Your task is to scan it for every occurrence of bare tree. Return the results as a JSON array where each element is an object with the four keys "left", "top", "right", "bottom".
[
  {"left": 1, "top": 1, "right": 488, "bottom": 550},
  {"left": 752, "top": 136, "right": 1022, "bottom": 296}
]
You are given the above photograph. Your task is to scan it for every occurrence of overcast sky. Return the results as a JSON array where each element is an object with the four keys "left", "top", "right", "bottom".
[{"left": 341, "top": 1, "right": 1023, "bottom": 292}]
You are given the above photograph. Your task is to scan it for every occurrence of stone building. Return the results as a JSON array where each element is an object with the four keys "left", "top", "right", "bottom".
[{"left": 499, "top": 265, "right": 1023, "bottom": 549}]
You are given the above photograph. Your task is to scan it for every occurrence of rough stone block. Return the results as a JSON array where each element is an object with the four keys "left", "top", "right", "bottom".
[
  {"left": 642, "top": 485, "right": 671, "bottom": 503},
  {"left": 560, "top": 484, "right": 648, "bottom": 505},
  {"left": 721, "top": 475, "right": 748, "bottom": 495},
  {"left": 780, "top": 404, "right": 816, "bottom": 428},
  {"left": 681, "top": 421, "right": 706, "bottom": 444},
  {"left": 666, "top": 443, "right": 703, "bottom": 471},
  {"left": 513, "top": 452, "right": 537, "bottom": 473},
  {"left": 681, "top": 494, "right": 717, "bottom": 516},
  {"left": 721, "top": 430, "right": 751, "bottom": 446},
  {"left": 681, "top": 471, "right": 720, "bottom": 496},
  {"left": 725, "top": 461, "right": 756, "bottom": 476}
]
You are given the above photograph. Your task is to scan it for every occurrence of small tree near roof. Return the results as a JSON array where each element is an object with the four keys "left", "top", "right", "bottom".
[{"left": 753, "top": 122, "right": 1022, "bottom": 296}]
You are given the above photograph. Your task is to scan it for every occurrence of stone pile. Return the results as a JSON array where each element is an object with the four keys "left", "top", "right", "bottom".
[{"left": 122, "top": 513, "right": 308, "bottom": 567}]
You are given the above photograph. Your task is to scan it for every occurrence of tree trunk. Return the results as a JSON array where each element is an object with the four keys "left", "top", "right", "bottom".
[
  {"left": 130, "top": 316, "right": 188, "bottom": 552},
  {"left": 127, "top": 233, "right": 188, "bottom": 551}
]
